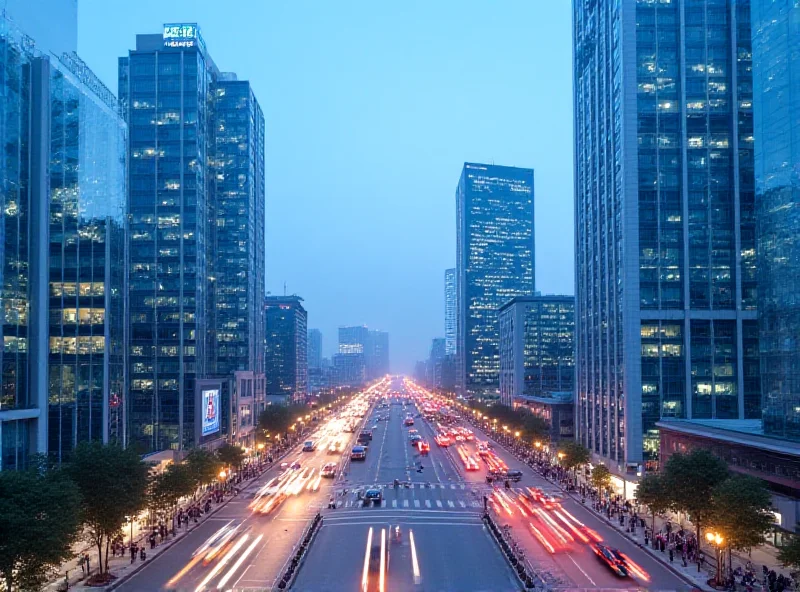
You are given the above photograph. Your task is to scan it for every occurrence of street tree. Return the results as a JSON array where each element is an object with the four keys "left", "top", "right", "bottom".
[
  {"left": 708, "top": 475, "right": 775, "bottom": 564},
  {"left": 66, "top": 442, "right": 149, "bottom": 580},
  {"left": 635, "top": 473, "right": 671, "bottom": 536},
  {"left": 216, "top": 443, "right": 246, "bottom": 470},
  {"left": 0, "top": 458, "right": 81, "bottom": 591},
  {"left": 777, "top": 533, "right": 800, "bottom": 571},
  {"left": 257, "top": 405, "right": 292, "bottom": 437},
  {"left": 590, "top": 464, "right": 612, "bottom": 494},
  {"left": 558, "top": 440, "right": 591, "bottom": 471},
  {"left": 521, "top": 413, "right": 550, "bottom": 443},
  {"left": 185, "top": 448, "right": 222, "bottom": 488},
  {"left": 149, "top": 463, "right": 195, "bottom": 521},
  {"left": 662, "top": 448, "right": 729, "bottom": 542}
]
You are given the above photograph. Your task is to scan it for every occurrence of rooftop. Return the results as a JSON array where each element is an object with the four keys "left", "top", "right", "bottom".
[{"left": 657, "top": 419, "right": 800, "bottom": 457}]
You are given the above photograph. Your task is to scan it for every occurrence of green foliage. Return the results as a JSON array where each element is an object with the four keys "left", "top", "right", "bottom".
[
  {"left": 777, "top": 534, "right": 800, "bottom": 570},
  {"left": 0, "top": 458, "right": 81, "bottom": 591},
  {"left": 471, "top": 403, "right": 550, "bottom": 444},
  {"left": 149, "top": 463, "right": 195, "bottom": 519},
  {"left": 590, "top": 464, "right": 612, "bottom": 492},
  {"left": 559, "top": 440, "right": 591, "bottom": 470},
  {"left": 636, "top": 473, "right": 671, "bottom": 534},
  {"left": 66, "top": 443, "right": 149, "bottom": 575},
  {"left": 663, "top": 448, "right": 729, "bottom": 540},
  {"left": 708, "top": 475, "right": 775, "bottom": 552},
  {"left": 185, "top": 448, "right": 222, "bottom": 488},
  {"left": 216, "top": 443, "right": 246, "bottom": 470}
]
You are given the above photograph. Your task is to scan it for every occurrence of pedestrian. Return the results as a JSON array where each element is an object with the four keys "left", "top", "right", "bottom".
[
  {"left": 130, "top": 544, "right": 136, "bottom": 564},
  {"left": 84, "top": 554, "right": 90, "bottom": 574},
  {"left": 80, "top": 554, "right": 86, "bottom": 575},
  {"left": 140, "top": 547, "right": 147, "bottom": 562}
]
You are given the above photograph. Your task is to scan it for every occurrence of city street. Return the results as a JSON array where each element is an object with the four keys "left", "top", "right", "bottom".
[
  {"left": 293, "top": 384, "right": 520, "bottom": 591},
  {"left": 114, "top": 413, "right": 358, "bottom": 591}
]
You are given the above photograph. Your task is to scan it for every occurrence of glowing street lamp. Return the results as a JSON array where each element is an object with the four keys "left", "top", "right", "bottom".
[{"left": 705, "top": 531, "right": 725, "bottom": 585}]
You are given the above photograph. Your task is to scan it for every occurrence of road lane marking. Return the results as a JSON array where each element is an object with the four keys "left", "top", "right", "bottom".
[
  {"left": 404, "top": 500, "right": 409, "bottom": 508},
  {"left": 451, "top": 484, "right": 456, "bottom": 490},
  {"left": 459, "top": 501, "right": 466, "bottom": 508},
  {"left": 436, "top": 500, "right": 443, "bottom": 508},
  {"left": 382, "top": 500, "right": 387, "bottom": 508},
  {"left": 461, "top": 484, "right": 466, "bottom": 489},
  {"left": 425, "top": 500, "right": 431, "bottom": 508},
  {"left": 567, "top": 554, "right": 596, "bottom": 586},
  {"left": 392, "top": 500, "right": 397, "bottom": 508},
  {"left": 414, "top": 500, "right": 420, "bottom": 508},
  {"left": 447, "top": 501, "right": 455, "bottom": 508}
]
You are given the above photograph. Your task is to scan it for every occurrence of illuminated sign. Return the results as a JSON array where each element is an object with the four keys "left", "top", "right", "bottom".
[
  {"left": 163, "top": 23, "right": 199, "bottom": 49},
  {"left": 201, "top": 387, "right": 220, "bottom": 436}
]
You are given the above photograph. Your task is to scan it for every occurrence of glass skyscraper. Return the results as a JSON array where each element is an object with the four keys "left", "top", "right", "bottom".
[
  {"left": 444, "top": 268, "right": 456, "bottom": 356},
  {"left": 573, "top": 0, "right": 759, "bottom": 475},
  {"left": 120, "top": 24, "right": 264, "bottom": 452},
  {"left": 752, "top": 0, "right": 800, "bottom": 441},
  {"left": 1, "top": 10, "right": 126, "bottom": 469},
  {"left": 456, "top": 163, "right": 535, "bottom": 399},
  {"left": 264, "top": 296, "right": 308, "bottom": 403},
  {"left": 308, "top": 328, "right": 322, "bottom": 370}
]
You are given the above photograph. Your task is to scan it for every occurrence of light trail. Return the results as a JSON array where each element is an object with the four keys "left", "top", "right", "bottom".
[
  {"left": 379, "top": 528, "right": 386, "bottom": 592},
  {"left": 216, "top": 534, "right": 263, "bottom": 589},
  {"left": 552, "top": 509, "right": 590, "bottom": 543},
  {"left": 529, "top": 522, "right": 556, "bottom": 554},
  {"left": 194, "top": 534, "right": 249, "bottom": 592},
  {"left": 619, "top": 552, "right": 650, "bottom": 581},
  {"left": 361, "top": 527, "right": 373, "bottom": 592},
  {"left": 409, "top": 529, "right": 421, "bottom": 585},
  {"left": 534, "top": 508, "right": 573, "bottom": 545}
]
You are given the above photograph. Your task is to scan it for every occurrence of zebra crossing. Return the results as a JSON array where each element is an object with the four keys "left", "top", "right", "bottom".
[{"left": 326, "top": 487, "right": 484, "bottom": 510}]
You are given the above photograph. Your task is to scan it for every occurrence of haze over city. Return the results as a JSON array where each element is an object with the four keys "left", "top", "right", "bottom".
[{"left": 78, "top": 0, "right": 575, "bottom": 372}]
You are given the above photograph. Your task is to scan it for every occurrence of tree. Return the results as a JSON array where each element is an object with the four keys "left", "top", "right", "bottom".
[
  {"left": 777, "top": 534, "right": 800, "bottom": 571},
  {"left": 0, "top": 459, "right": 82, "bottom": 591},
  {"left": 149, "top": 463, "right": 195, "bottom": 521},
  {"left": 216, "top": 443, "right": 245, "bottom": 470},
  {"left": 662, "top": 448, "right": 729, "bottom": 541},
  {"left": 520, "top": 413, "right": 550, "bottom": 443},
  {"left": 66, "top": 442, "right": 149, "bottom": 580},
  {"left": 635, "top": 473, "right": 671, "bottom": 536},
  {"left": 558, "top": 440, "right": 591, "bottom": 471},
  {"left": 185, "top": 448, "right": 222, "bottom": 488},
  {"left": 708, "top": 475, "right": 775, "bottom": 555},
  {"left": 257, "top": 405, "right": 292, "bottom": 436},
  {"left": 590, "top": 464, "right": 612, "bottom": 493}
]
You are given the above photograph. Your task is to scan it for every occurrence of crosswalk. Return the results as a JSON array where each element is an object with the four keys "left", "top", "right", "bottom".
[{"left": 331, "top": 495, "right": 482, "bottom": 509}]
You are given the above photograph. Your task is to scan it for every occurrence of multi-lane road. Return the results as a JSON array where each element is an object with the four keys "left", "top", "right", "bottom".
[{"left": 114, "top": 377, "right": 696, "bottom": 591}]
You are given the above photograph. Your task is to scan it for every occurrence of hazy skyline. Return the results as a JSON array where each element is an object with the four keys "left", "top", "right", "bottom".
[{"left": 78, "top": 0, "right": 573, "bottom": 372}]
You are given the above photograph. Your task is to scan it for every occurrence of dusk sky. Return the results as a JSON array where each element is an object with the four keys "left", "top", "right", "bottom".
[{"left": 78, "top": 0, "right": 574, "bottom": 373}]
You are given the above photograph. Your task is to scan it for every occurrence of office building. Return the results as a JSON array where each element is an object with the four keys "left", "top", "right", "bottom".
[
  {"left": 444, "top": 268, "right": 456, "bottom": 356},
  {"left": 264, "top": 296, "right": 308, "bottom": 403},
  {"left": 1, "top": 9, "right": 127, "bottom": 469},
  {"left": 120, "top": 24, "right": 264, "bottom": 451},
  {"left": 573, "top": 1, "right": 759, "bottom": 478},
  {"left": 752, "top": 0, "right": 800, "bottom": 442},
  {"left": 332, "top": 353, "right": 366, "bottom": 388},
  {"left": 498, "top": 295, "right": 575, "bottom": 407},
  {"left": 428, "top": 338, "right": 446, "bottom": 389},
  {"left": 367, "top": 330, "right": 390, "bottom": 379},
  {"left": 456, "top": 163, "right": 535, "bottom": 399},
  {"left": 210, "top": 75, "right": 265, "bottom": 378},
  {"left": 339, "top": 325, "right": 368, "bottom": 354},
  {"left": 308, "top": 329, "right": 322, "bottom": 370}
]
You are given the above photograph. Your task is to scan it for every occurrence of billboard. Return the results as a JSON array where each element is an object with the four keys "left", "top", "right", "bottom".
[
  {"left": 162, "top": 23, "right": 203, "bottom": 49},
  {"left": 201, "top": 387, "right": 220, "bottom": 437}
]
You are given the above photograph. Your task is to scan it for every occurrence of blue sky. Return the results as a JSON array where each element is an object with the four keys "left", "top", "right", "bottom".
[{"left": 78, "top": 0, "right": 574, "bottom": 372}]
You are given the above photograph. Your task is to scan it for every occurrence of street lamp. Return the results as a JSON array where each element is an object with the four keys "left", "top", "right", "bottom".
[{"left": 705, "top": 531, "right": 724, "bottom": 585}]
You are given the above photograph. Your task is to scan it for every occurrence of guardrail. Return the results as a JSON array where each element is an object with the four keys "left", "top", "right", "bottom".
[
  {"left": 274, "top": 512, "right": 323, "bottom": 590},
  {"left": 483, "top": 511, "right": 547, "bottom": 590}
]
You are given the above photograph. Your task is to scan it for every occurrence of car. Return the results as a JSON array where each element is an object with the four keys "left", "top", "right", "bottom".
[
  {"left": 409, "top": 434, "right": 423, "bottom": 444},
  {"left": 321, "top": 462, "right": 337, "bottom": 478},
  {"left": 290, "top": 461, "right": 302, "bottom": 470},
  {"left": 328, "top": 441, "right": 342, "bottom": 454},
  {"left": 302, "top": 440, "right": 315, "bottom": 452},
  {"left": 350, "top": 445, "right": 367, "bottom": 460},
  {"left": 364, "top": 487, "right": 382, "bottom": 505},
  {"left": 505, "top": 470, "right": 523, "bottom": 482},
  {"left": 591, "top": 542, "right": 629, "bottom": 577}
]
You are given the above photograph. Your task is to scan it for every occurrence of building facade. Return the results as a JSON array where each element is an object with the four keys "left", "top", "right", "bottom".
[
  {"left": 264, "top": 296, "right": 308, "bottom": 403},
  {"left": 427, "top": 337, "right": 446, "bottom": 389},
  {"left": 332, "top": 353, "right": 366, "bottom": 388},
  {"left": 445, "top": 268, "right": 456, "bottom": 356},
  {"left": 0, "top": 10, "right": 127, "bottom": 469},
  {"left": 573, "top": 0, "right": 759, "bottom": 477},
  {"left": 338, "top": 325, "right": 368, "bottom": 354},
  {"left": 210, "top": 76, "right": 265, "bottom": 378},
  {"left": 499, "top": 296, "right": 575, "bottom": 407},
  {"left": 456, "top": 163, "right": 535, "bottom": 399},
  {"left": 366, "top": 329, "right": 390, "bottom": 379},
  {"left": 751, "top": 0, "right": 800, "bottom": 442},
  {"left": 308, "top": 328, "right": 322, "bottom": 370}
]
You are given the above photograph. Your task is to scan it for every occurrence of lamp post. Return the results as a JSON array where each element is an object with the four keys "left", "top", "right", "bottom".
[
  {"left": 705, "top": 531, "right": 724, "bottom": 586},
  {"left": 125, "top": 515, "right": 134, "bottom": 546}
]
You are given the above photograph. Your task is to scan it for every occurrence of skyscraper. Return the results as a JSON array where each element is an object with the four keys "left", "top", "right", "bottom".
[
  {"left": 210, "top": 75, "right": 265, "bottom": 378},
  {"left": 308, "top": 329, "right": 322, "bottom": 370},
  {"left": 444, "top": 268, "right": 456, "bottom": 356},
  {"left": 264, "top": 296, "right": 308, "bottom": 403},
  {"left": 366, "top": 330, "right": 390, "bottom": 379},
  {"left": 428, "top": 338, "right": 446, "bottom": 389},
  {"left": 752, "top": 0, "right": 800, "bottom": 441},
  {"left": 0, "top": 8, "right": 126, "bottom": 469},
  {"left": 573, "top": 0, "right": 759, "bottom": 477},
  {"left": 338, "top": 325, "right": 368, "bottom": 354},
  {"left": 120, "top": 24, "right": 264, "bottom": 452},
  {"left": 498, "top": 296, "right": 575, "bottom": 407},
  {"left": 456, "top": 163, "right": 535, "bottom": 399}
]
